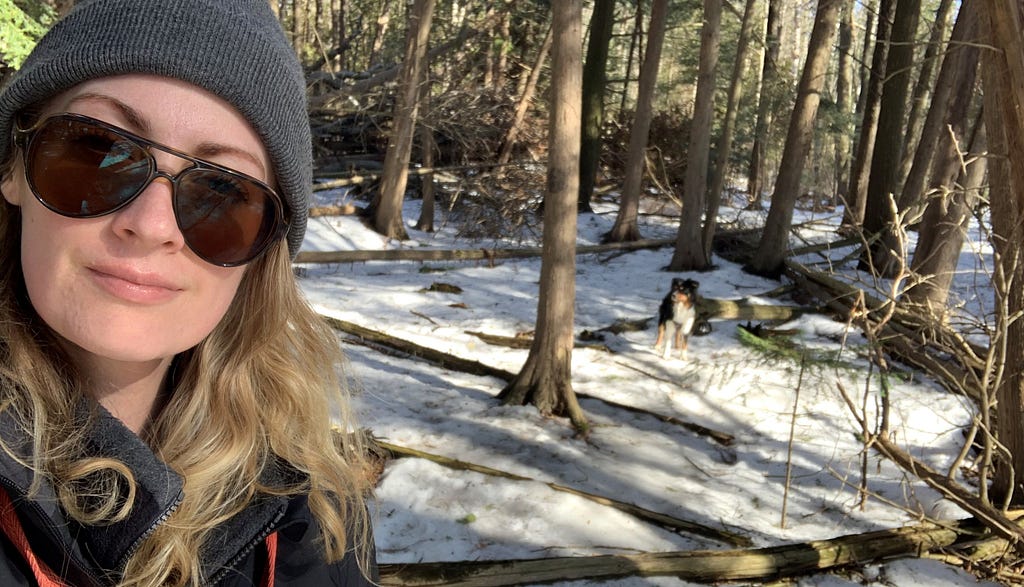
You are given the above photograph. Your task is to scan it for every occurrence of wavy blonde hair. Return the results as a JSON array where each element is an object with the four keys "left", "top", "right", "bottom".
[{"left": 0, "top": 182, "right": 373, "bottom": 585}]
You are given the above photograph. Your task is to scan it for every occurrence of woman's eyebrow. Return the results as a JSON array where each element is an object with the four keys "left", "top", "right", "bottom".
[{"left": 64, "top": 92, "right": 270, "bottom": 178}]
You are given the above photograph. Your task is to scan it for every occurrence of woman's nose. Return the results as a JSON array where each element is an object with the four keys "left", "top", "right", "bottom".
[{"left": 107, "top": 174, "right": 187, "bottom": 255}]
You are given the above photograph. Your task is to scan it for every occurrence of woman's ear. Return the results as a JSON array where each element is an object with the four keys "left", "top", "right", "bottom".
[{"left": 1, "top": 158, "right": 24, "bottom": 207}]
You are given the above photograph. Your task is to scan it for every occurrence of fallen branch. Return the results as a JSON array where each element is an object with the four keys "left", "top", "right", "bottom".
[
  {"left": 375, "top": 440, "right": 750, "bottom": 547},
  {"left": 378, "top": 518, "right": 983, "bottom": 586},
  {"left": 324, "top": 316, "right": 734, "bottom": 446},
  {"left": 295, "top": 239, "right": 675, "bottom": 265}
]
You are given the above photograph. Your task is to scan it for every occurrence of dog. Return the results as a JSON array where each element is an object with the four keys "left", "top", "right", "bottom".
[{"left": 654, "top": 278, "right": 700, "bottom": 359}]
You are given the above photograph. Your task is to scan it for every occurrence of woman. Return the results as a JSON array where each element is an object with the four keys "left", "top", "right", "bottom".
[{"left": 0, "top": 1, "right": 376, "bottom": 585}]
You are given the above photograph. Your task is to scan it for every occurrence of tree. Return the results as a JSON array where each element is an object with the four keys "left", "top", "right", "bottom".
[
  {"left": 747, "top": 0, "right": 781, "bottom": 209},
  {"left": 747, "top": 0, "right": 842, "bottom": 277},
  {"left": 368, "top": 0, "right": 436, "bottom": 240},
  {"left": 834, "top": 0, "right": 854, "bottom": 204},
  {"left": 604, "top": 0, "right": 669, "bottom": 243},
  {"left": 496, "top": 23, "right": 553, "bottom": 166},
  {"left": 578, "top": 0, "right": 616, "bottom": 214},
  {"left": 895, "top": 0, "right": 955, "bottom": 192},
  {"left": 898, "top": 1, "right": 980, "bottom": 224},
  {"left": 842, "top": 0, "right": 895, "bottom": 228},
  {"left": 980, "top": 0, "right": 1024, "bottom": 504},
  {"left": 499, "top": 0, "right": 588, "bottom": 433},
  {"left": 703, "top": 0, "right": 757, "bottom": 259},
  {"left": 668, "top": 0, "right": 722, "bottom": 270},
  {"left": 861, "top": 0, "right": 922, "bottom": 276}
]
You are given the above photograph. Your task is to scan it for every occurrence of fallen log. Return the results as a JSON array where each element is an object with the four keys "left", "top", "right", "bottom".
[
  {"left": 376, "top": 440, "right": 750, "bottom": 547},
  {"left": 324, "top": 316, "right": 734, "bottom": 446},
  {"left": 294, "top": 239, "right": 676, "bottom": 264},
  {"left": 378, "top": 518, "right": 982, "bottom": 586}
]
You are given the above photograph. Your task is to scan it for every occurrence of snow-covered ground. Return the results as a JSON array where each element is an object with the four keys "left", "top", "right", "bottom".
[{"left": 298, "top": 190, "right": 999, "bottom": 586}]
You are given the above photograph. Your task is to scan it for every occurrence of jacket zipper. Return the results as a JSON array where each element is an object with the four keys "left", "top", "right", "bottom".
[
  {"left": 114, "top": 487, "right": 184, "bottom": 572},
  {"left": 205, "top": 505, "right": 287, "bottom": 586},
  {"left": 0, "top": 474, "right": 108, "bottom": 587}
]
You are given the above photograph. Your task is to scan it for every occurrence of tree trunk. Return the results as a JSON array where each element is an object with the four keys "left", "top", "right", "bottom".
[
  {"left": 369, "top": 0, "right": 436, "bottom": 240},
  {"left": 415, "top": 73, "right": 436, "bottom": 232},
  {"left": 842, "top": 0, "right": 894, "bottom": 227},
  {"left": 604, "top": 0, "right": 670, "bottom": 243},
  {"left": 499, "top": 0, "right": 587, "bottom": 433},
  {"left": 334, "top": 0, "right": 347, "bottom": 71},
  {"left": 904, "top": 106, "right": 985, "bottom": 313},
  {"left": 578, "top": 0, "right": 616, "bottom": 213},
  {"left": 703, "top": 0, "right": 757, "bottom": 259},
  {"left": 834, "top": 0, "right": 854, "bottom": 204},
  {"left": 667, "top": 0, "right": 721, "bottom": 269},
  {"left": 747, "top": 0, "right": 842, "bottom": 277},
  {"left": 367, "top": 0, "right": 393, "bottom": 68},
  {"left": 862, "top": 0, "right": 923, "bottom": 276},
  {"left": 980, "top": 0, "right": 1024, "bottom": 505},
  {"left": 895, "top": 0, "right": 955, "bottom": 193},
  {"left": 746, "top": 0, "right": 781, "bottom": 209},
  {"left": 619, "top": 2, "right": 646, "bottom": 114},
  {"left": 898, "top": 2, "right": 979, "bottom": 221},
  {"left": 496, "top": 24, "right": 553, "bottom": 166}
]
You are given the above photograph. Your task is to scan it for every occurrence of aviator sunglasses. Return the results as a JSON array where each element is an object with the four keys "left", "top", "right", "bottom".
[{"left": 13, "top": 113, "right": 289, "bottom": 267}]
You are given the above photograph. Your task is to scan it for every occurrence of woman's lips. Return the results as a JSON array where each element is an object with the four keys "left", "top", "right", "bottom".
[{"left": 88, "top": 264, "right": 183, "bottom": 304}]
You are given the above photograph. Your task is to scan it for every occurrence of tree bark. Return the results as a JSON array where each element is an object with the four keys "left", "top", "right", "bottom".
[
  {"left": 895, "top": 0, "right": 955, "bottom": 193},
  {"left": 843, "top": 0, "right": 895, "bottom": 227},
  {"left": 415, "top": 72, "right": 436, "bottom": 232},
  {"left": 747, "top": 0, "right": 842, "bottom": 277},
  {"left": 898, "top": 2, "right": 979, "bottom": 221},
  {"left": 578, "top": 0, "right": 616, "bottom": 213},
  {"left": 904, "top": 106, "right": 985, "bottom": 313},
  {"left": 703, "top": 0, "right": 757, "bottom": 259},
  {"left": 980, "top": 0, "right": 1024, "bottom": 505},
  {"left": 746, "top": 0, "right": 781, "bottom": 209},
  {"left": 498, "top": 0, "right": 588, "bottom": 433},
  {"left": 369, "top": 0, "right": 436, "bottom": 240},
  {"left": 604, "top": 0, "right": 670, "bottom": 243},
  {"left": 668, "top": 0, "right": 721, "bottom": 269},
  {"left": 862, "top": 0, "right": 923, "bottom": 276},
  {"left": 834, "top": 0, "right": 854, "bottom": 204}
]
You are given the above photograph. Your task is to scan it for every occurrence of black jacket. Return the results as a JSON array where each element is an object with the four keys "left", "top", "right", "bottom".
[{"left": 0, "top": 405, "right": 377, "bottom": 586}]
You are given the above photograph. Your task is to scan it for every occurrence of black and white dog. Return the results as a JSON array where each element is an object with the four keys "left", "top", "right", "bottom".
[{"left": 654, "top": 278, "right": 700, "bottom": 359}]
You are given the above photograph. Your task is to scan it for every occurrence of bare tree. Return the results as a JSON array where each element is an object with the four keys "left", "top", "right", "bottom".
[
  {"left": 499, "top": 0, "right": 588, "bottom": 433},
  {"left": 843, "top": 0, "right": 895, "bottom": 228},
  {"left": 834, "top": 0, "right": 854, "bottom": 203},
  {"left": 668, "top": 0, "right": 722, "bottom": 270},
  {"left": 703, "top": 0, "right": 757, "bottom": 258},
  {"left": 862, "top": 0, "right": 923, "bottom": 276},
  {"left": 578, "top": 0, "right": 616, "bottom": 213},
  {"left": 368, "top": 0, "right": 436, "bottom": 240},
  {"left": 604, "top": 0, "right": 669, "bottom": 243},
  {"left": 980, "top": 0, "right": 1024, "bottom": 504},
  {"left": 747, "top": 0, "right": 842, "bottom": 277},
  {"left": 747, "top": 0, "right": 782, "bottom": 209}
]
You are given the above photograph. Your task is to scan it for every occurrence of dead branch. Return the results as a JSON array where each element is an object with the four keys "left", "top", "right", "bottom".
[
  {"left": 375, "top": 440, "right": 750, "bottom": 547},
  {"left": 294, "top": 239, "right": 675, "bottom": 264}
]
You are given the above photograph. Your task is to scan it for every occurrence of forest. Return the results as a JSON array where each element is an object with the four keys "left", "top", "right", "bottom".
[{"left": 6, "top": 0, "right": 1024, "bottom": 584}]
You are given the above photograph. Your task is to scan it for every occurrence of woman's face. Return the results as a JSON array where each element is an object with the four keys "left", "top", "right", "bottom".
[{"left": 1, "top": 74, "right": 273, "bottom": 370}]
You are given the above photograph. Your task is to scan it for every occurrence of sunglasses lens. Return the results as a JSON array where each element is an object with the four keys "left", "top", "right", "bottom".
[
  {"left": 175, "top": 169, "right": 283, "bottom": 266},
  {"left": 26, "top": 118, "right": 151, "bottom": 217}
]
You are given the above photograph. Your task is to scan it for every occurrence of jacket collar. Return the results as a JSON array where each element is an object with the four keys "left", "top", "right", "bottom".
[{"left": 0, "top": 399, "right": 292, "bottom": 584}]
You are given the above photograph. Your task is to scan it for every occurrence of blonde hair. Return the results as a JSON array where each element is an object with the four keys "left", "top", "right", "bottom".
[{"left": 0, "top": 195, "right": 373, "bottom": 585}]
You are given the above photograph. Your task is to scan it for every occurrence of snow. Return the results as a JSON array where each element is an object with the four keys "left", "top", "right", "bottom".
[{"left": 298, "top": 191, "right": 1000, "bottom": 586}]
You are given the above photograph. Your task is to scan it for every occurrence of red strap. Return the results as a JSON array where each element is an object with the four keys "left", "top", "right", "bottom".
[
  {"left": 0, "top": 489, "right": 70, "bottom": 587},
  {"left": 261, "top": 531, "right": 278, "bottom": 587}
]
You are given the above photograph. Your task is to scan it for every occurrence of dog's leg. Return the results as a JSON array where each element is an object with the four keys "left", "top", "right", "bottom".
[
  {"left": 655, "top": 324, "right": 666, "bottom": 352},
  {"left": 662, "top": 324, "right": 674, "bottom": 359},
  {"left": 674, "top": 327, "right": 686, "bottom": 359}
]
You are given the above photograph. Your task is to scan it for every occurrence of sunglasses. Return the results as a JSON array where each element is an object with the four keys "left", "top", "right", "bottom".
[{"left": 13, "top": 113, "right": 289, "bottom": 267}]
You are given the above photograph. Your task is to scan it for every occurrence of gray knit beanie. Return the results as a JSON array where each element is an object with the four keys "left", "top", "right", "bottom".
[{"left": 0, "top": 0, "right": 311, "bottom": 258}]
